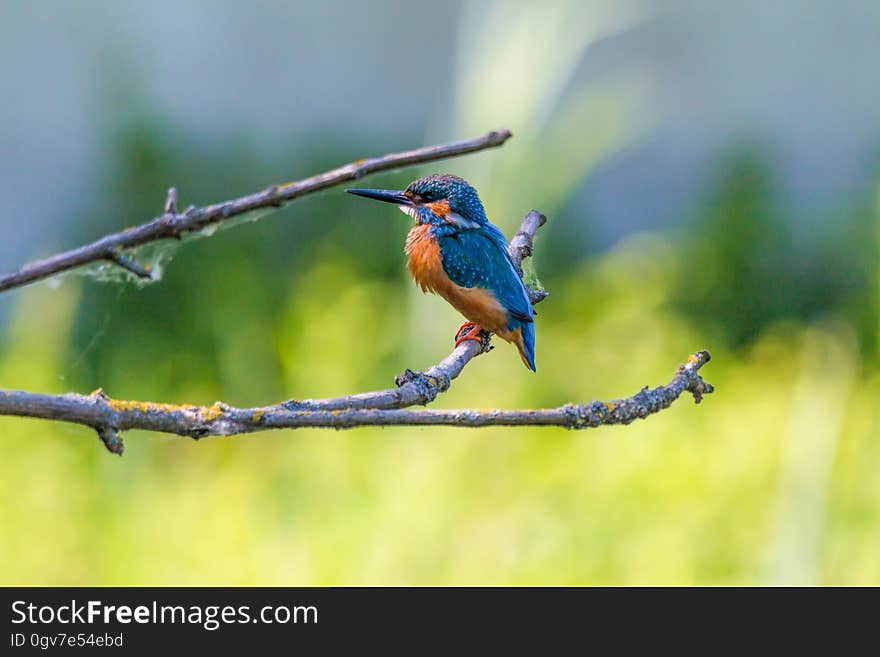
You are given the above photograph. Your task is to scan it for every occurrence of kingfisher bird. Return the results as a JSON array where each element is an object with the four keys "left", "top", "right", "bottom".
[{"left": 347, "top": 174, "right": 536, "bottom": 371}]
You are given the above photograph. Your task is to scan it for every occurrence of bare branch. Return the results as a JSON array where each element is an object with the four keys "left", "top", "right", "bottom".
[
  {"left": 510, "top": 210, "right": 550, "bottom": 305},
  {"left": 0, "top": 352, "right": 713, "bottom": 450},
  {"left": 0, "top": 129, "right": 512, "bottom": 293}
]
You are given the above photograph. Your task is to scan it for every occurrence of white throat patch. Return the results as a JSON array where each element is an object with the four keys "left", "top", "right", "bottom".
[
  {"left": 398, "top": 205, "right": 418, "bottom": 220},
  {"left": 398, "top": 204, "right": 480, "bottom": 228}
]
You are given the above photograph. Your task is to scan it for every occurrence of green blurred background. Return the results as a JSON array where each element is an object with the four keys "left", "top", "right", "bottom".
[{"left": 1, "top": 0, "right": 878, "bottom": 585}]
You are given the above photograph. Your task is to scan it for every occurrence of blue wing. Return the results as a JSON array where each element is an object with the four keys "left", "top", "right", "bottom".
[{"left": 437, "top": 224, "right": 534, "bottom": 325}]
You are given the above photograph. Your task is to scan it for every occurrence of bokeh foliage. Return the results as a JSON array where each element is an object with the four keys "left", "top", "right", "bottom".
[
  {"left": 0, "top": 116, "right": 877, "bottom": 584},
  {"left": 2, "top": 0, "right": 879, "bottom": 584}
]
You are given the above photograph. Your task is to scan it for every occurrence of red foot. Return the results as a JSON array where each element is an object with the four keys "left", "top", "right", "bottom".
[{"left": 454, "top": 321, "right": 484, "bottom": 348}]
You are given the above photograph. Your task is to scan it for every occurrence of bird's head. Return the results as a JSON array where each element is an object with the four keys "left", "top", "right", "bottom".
[{"left": 347, "top": 174, "right": 487, "bottom": 229}]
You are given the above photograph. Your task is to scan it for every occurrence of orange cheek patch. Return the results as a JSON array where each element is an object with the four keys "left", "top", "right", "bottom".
[{"left": 426, "top": 199, "right": 451, "bottom": 218}]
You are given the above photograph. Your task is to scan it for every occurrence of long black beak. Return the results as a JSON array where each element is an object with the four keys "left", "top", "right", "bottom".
[{"left": 346, "top": 188, "right": 412, "bottom": 205}]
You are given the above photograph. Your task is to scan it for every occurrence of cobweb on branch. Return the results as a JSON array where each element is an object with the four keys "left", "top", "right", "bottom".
[{"left": 64, "top": 206, "right": 277, "bottom": 287}]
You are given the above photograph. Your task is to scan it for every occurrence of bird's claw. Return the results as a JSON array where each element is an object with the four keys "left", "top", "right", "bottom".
[{"left": 454, "top": 321, "right": 491, "bottom": 352}]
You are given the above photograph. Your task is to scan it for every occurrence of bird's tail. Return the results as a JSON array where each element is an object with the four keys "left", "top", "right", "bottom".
[{"left": 517, "top": 321, "right": 537, "bottom": 372}]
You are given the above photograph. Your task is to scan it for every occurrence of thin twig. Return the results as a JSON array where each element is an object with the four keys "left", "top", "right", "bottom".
[
  {"left": 511, "top": 210, "right": 550, "bottom": 305},
  {"left": 105, "top": 249, "right": 153, "bottom": 281},
  {"left": 0, "top": 129, "right": 512, "bottom": 293},
  {"left": 164, "top": 187, "right": 178, "bottom": 215}
]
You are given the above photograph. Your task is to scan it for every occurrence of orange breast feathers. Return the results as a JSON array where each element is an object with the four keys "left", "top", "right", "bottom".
[{"left": 404, "top": 225, "right": 509, "bottom": 333}]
